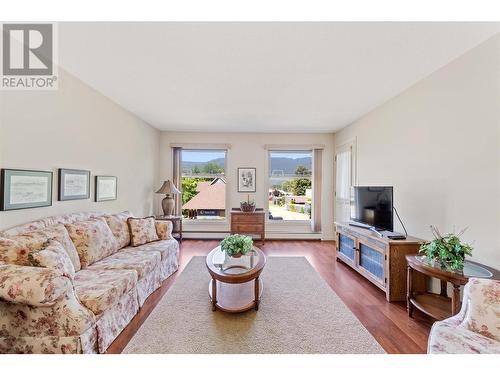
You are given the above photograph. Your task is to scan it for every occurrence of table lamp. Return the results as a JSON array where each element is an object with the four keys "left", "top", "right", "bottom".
[{"left": 155, "top": 180, "right": 181, "bottom": 216}]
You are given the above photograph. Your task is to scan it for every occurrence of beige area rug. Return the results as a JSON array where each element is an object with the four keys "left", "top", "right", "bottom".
[{"left": 123, "top": 257, "right": 385, "bottom": 354}]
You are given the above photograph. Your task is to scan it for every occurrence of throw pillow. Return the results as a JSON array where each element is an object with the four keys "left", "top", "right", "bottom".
[
  {"left": 155, "top": 220, "right": 173, "bottom": 240},
  {"left": 29, "top": 239, "right": 76, "bottom": 279},
  {"left": 10, "top": 224, "right": 81, "bottom": 271},
  {"left": 103, "top": 211, "right": 133, "bottom": 249},
  {"left": 65, "top": 218, "right": 119, "bottom": 268},
  {"left": 128, "top": 216, "right": 159, "bottom": 246}
]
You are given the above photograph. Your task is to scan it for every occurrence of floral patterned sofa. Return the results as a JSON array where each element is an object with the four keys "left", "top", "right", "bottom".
[
  {"left": 0, "top": 211, "right": 179, "bottom": 354},
  {"left": 428, "top": 278, "right": 500, "bottom": 354}
]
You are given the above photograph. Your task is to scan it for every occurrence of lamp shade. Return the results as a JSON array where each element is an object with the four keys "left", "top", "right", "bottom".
[{"left": 155, "top": 180, "right": 181, "bottom": 195}]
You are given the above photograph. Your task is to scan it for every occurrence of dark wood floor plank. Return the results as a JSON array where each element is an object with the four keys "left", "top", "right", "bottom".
[{"left": 106, "top": 239, "right": 432, "bottom": 354}]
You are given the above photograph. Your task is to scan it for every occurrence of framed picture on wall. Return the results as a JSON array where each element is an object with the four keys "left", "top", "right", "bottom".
[
  {"left": 0, "top": 169, "right": 53, "bottom": 211},
  {"left": 58, "top": 168, "right": 90, "bottom": 201},
  {"left": 238, "top": 167, "right": 256, "bottom": 192},
  {"left": 95, "top": 175, "right": 117, "bottom": 202}
]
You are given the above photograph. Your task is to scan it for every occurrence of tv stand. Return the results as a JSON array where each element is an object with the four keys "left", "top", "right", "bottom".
[{"left": 335, "top": 222, "right": 426, "bottom": 302}]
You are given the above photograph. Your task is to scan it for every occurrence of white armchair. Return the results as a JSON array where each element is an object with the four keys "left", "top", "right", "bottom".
[{"left": 428, "top": 278, "right": 500, "bottom": 354}]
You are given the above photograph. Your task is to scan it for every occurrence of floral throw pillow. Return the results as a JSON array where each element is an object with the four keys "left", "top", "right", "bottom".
[
  {"left": 103, "top": 211, "right": 132, "bottom": 249},
  {"left": 10, "top": 224, "right": 81, "bottom": 271},
  {"left": 0, "top": 237, "right": 35, "bottom": 266},
  {"left": 65, "top": 218, "right": 119, "bottom": 268},
  {"left": 29, "top": 239, "right": 76, "bottom": 279},
  {"left": 155, "top": 220, "right": 173, "bottom": 240},
  {"left": 0, "top": 224, "right": 81, "bottom": 271},
  {"left": 128, "top": 217, "right": 159, "bottom": 246}
]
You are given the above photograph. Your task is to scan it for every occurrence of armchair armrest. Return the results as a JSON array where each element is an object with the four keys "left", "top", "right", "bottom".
[
  {"left": 155, "top": 220, "right": 174, "bottom": 240},
  {"left": 457, "top": 278, "right": 500, "bottom": 341},
  {"left": 0, "top": 263, "right": 73, "bottom": 307}
]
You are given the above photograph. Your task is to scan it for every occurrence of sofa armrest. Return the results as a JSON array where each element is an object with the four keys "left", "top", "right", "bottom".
[
  {"left": 0, "top": 263, "right": 73, "bottom": 307},
  {"left": 155, "top": 220, "right": 174, "bottom": 240}
]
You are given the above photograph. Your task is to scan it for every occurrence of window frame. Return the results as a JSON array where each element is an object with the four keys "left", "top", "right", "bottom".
[
  {"left": 180, "top": 148, "right": 228, "bottom": 223},
  {"left": 266, "top": 149, "right": 313, "bottom": 224}
]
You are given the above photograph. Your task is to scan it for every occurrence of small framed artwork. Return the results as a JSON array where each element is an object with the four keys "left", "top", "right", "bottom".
[
  {"left": 95, "top": 176, "right": 118, "bottom": 202},
  {"left": 238, "top": 167, "right": 256, "bottom": 192},
  {"left": 58, "top": 168, "right": 90, "bottom": 201},
  {"left": 0, "top": 169, "right": 53, "bottom": 211}
]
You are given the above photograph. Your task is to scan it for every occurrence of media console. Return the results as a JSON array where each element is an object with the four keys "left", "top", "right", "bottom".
[{"left": 335, "top": 222, "right": 426, "bottom": 302}]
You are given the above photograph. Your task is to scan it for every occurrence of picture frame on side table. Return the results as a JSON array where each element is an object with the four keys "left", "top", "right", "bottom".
[
  {"left": 238, "top": 167, "right": 256, "bottom": 192},
  {"left": 58, "top": 168, "right": 90, "bottom": 201},
  {"left": 0, "top": 169, "right": 53, "bottom": 211},
  {"left": 95, "top": 175, "right": 118, "bottom": 202}
]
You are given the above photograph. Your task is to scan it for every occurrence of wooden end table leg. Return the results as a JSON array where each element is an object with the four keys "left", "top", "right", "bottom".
[
  {"left": 407, "top": 265, "right": 414, "bottom": 317},
  {"left": 440, "top": 280, "right": 447, "bottom": 297},
  {"left": 254, "top": 277, "right": 260, "bottom": 311},
  {"left": 452, "top": 284, "right": 461, "bottom": 315},
  {"left": 179, "top": 219, "right": 182, "bottom": 243},
  {"left": 211, "top": 278, "right": 217, "bottom": 311}
]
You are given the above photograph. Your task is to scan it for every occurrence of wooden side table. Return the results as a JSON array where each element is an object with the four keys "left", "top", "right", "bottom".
[
  {"left": 155, "top": 215, "right": 183, "bottom": 243},
  {"left": 230, "top": 209, "right": 265, "bottom": 245},
  {"left": 406, "top": 255, "right": 499, "bottom": 320}
]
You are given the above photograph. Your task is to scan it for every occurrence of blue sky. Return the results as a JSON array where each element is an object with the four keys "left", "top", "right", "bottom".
[
  {"left": 182, "top": 150, "right": 311, "bottom": 162},
  {"left": 181, "top": 150, "right": 226, "bottom": 162}
]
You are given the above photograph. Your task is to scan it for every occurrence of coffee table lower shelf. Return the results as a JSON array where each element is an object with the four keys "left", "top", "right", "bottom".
[
  {"left": 409, "top": 292, "right": 452, "bottom": 321},
  {"left": 208, "top": 279, "right": 263, "bottom": 313}
]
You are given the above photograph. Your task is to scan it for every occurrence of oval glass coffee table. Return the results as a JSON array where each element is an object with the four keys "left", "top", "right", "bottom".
[{"left": 206, "top": 246, "right": 266, "bottom": 313}]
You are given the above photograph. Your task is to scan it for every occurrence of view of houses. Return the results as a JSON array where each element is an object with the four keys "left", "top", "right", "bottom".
[{"left": 181, "top": 150, "right": 312, "bottom": 221}]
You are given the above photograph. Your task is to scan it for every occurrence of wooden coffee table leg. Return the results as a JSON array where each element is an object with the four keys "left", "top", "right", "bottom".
[
  {"left": 254, "top": 277, "right": 260, "bottom": 311},
  {"left": 211, "top": 278, "right": 217, "bottom": 311}
]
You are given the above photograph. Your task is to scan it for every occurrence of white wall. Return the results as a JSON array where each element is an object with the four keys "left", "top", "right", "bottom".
[
  {"left": 0, "top": 68, "right": 160, "bottom": 230},
  {"left": 159, "top": 132, "right": 336, "bottom": 240},
  {"left": 335, "top": 34, "right": 500, "bottom": 269}
]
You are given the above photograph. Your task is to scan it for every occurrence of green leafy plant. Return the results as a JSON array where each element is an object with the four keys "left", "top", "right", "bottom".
[
  {"left": 240, "top": 194, "right": 256, "bottom": 212},
  {"left": 221, "top": 234, "right": 253, "bottom": 257},
  {"left": 419, "top": 226, "right": 473, "bottom": 271}
]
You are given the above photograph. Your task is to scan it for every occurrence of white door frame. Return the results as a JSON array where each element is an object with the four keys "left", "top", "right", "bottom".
[{"left": 334, "top": 138, "right": 357, "bottom": 223}]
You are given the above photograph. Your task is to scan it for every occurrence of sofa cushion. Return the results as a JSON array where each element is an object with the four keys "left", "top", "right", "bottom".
[
  {"left": 155, "top": 221, "right": 172, "bottom": 240},
  {"left": 428, "top": 321, "right": 500, "bottom": 354},
  {"left": 74, "top": 268, "right": 138, "bottom": 316},
  {"left": 134, "top": 239, "right": 178, "bottom": 260},
  {"left": 459, "top": 278, "right": 500, "bottom": 341},
  {"left": 87, "top": 248, "right": 161, "bottom": 279},
  {"left": 29, "top": 240, "right": 76, "bottom": 280},
  {"left": 1, "top": 224, "right": 81, "bottom": 271},
  {"left": 103, "top": 211, "right": 133, "bottom": 249},
  {"left": 127, "top": 217, "right": 159, "bottom": 246},
  {"left": 65, "top": 218, "right": 118, "bottom": 268}
]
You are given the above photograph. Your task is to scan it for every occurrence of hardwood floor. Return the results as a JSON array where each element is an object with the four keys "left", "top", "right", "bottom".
[{"left": 107, "top": 239, "right": 434, "bottom": 354}]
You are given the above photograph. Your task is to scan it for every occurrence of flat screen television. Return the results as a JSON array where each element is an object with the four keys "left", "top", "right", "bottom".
[{"left": 350, "top": 186, "right": 393, "bottom": 231}]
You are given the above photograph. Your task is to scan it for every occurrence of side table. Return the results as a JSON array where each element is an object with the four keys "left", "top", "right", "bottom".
[
  {"left": 406, "top": 255, "right": 499, "bottom": 320},
  {"left": 156, "top": 215, "right": 183, "bottom": 243}
]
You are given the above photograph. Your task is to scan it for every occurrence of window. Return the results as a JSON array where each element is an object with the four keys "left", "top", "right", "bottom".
[
  {"left": 181, "top": 149, "right": 226, "bottom": 220},
  {"left": 268, "top": 150, "right": 312, "bottom": 221}
]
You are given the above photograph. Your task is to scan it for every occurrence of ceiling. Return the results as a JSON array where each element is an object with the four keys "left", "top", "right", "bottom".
[{"left": 58, "top": 22, "right": 500, "bottom": 133}]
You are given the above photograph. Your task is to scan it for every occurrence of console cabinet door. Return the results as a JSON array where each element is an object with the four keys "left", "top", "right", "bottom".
[
  {"left": 337, "top": 232, "right": 357, "bottom": 267},
  {"left": 357, "top": 239, "right": 386, "bottom": 287}
]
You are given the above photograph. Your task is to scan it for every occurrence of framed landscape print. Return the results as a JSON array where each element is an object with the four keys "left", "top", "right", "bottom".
[
  {"left": 58, "top": 168, "right": 90, "bottom": 201},
  {"left": 238, "top": 167, "right": 256, "bottom": 192},
  {"left": 0, "top": 169, "right": 53, "bottom": 211},
  {"left": 95, "top": 175, "right": 117, "bottom": 202}
]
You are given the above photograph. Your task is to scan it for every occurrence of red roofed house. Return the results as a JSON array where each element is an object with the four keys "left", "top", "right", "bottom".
[{"left": 182, "top": 178, "right": 226, "bottom": 219}]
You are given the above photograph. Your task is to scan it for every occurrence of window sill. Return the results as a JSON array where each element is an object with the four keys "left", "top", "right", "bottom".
[{"left": 182, "top": 219, "right": 228, "bottom": 226}]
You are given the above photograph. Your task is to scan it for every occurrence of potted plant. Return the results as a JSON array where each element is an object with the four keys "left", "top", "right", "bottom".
[
  {"left": 221, "top": 234, "right": 253, "bottom": 258},
  {"left": 419, "top": 225, "right": 473, "bottom": 271},
  {"left": 240, "top": 194, "right": 256, "bottom": 212}
]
